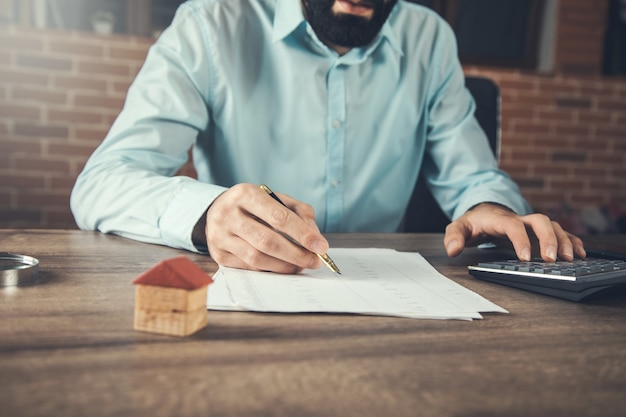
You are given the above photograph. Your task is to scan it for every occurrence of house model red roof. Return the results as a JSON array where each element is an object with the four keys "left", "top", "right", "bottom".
[{"left": 132, "top": 256, "right": 213, "bottom": 290}]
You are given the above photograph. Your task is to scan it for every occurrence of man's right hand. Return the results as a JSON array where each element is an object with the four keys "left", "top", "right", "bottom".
[{"left": 203, "top": 183, "right": 329, "bottom": 273}]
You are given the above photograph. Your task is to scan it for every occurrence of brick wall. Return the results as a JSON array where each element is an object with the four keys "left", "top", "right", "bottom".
[
  {"left": 1, "top": 5, "right": 626, "bottom": 231},
  {"left": 0, "top": 27, "right": 152, "bottom": 227},
  {"left": 463, "top": 66, "right": 626, "bottom": 219},
  {"left": 555, "top": 0, "right": 609, "bottom": 75}
]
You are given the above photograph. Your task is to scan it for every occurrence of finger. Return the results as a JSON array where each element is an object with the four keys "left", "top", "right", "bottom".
[
  {"left": 255, "top": 190, "right": 329, "bottom": 256},
  {"left": 569, "top": 232, "right": 586, "bottom": 258},
  {"left": 443, "top": 219, "right": 469, "bottom": 257},
  {"left": 521, "top": 214, "right": 558, "bottom": 261},
  {"left": 236, "top": 214, "right": 322, "bottom": 270},
  {"left": 207, "top": 184, "right": 328, "bottom": 272},
  {"left": 213, "top": 233, "right": 307, "bottom": 274},
  {"left": 550, "top": 221, "right": 574, "bottom": 261},
  {"left": 499, "top": 217, "right": 533, "bottom": 261},
  {"left": 206, "top": 184, "right": 323, "bottom": 272},
  {"left": 278, "top": 193, "right": 321, "bottom": 232}
]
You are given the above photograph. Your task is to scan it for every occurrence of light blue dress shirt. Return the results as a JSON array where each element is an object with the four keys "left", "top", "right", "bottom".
[{"left": 71, "top": 0, "right": 531, "bottom": 252}]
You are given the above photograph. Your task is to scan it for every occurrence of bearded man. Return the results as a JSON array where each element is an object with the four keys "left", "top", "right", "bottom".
[{"left": 71, "top": 0, "right": 585, "bottom": 273}]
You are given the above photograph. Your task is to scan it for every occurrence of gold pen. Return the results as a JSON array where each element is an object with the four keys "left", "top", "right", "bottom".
[{"left": 259, "top": 184, "right": 341, "bottom": 274}]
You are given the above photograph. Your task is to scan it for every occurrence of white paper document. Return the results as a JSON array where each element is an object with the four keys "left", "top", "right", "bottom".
[{"left": 207, "top": 248, "right": 507, "bottom": 320}]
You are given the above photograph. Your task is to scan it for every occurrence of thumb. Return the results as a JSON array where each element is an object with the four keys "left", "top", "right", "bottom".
[{"left": 443, "top": 220, "right": 467, "bottom": 257}]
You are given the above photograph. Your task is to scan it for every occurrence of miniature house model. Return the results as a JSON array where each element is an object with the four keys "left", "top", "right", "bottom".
[{"left": 132, "top": 256, "right": 213, "bottom": 337}]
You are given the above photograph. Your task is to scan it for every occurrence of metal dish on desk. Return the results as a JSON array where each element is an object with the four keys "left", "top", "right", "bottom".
[{"left": 0, "top": 252, "right": 39, "bottom": 287}]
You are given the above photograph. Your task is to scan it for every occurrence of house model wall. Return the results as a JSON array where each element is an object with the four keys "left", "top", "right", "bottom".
[{"left": 132, "top": 256, "right": 214, "bottom": 337}]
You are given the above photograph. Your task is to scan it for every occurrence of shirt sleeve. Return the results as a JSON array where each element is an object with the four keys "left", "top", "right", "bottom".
[
  {"left": 70, "top": 4, "right": 226, "bottom": 252},
  {"left": 423, "top": 20, "right": 533, "bottom": 220}
]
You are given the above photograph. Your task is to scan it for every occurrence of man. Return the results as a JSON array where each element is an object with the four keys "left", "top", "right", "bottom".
[{"left": 71, "top": 0, "right": 585, "bottom": 274}]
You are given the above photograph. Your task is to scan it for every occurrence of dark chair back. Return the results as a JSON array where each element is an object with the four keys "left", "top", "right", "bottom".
[{"left": 403, "top": 76, "right": 500, "bottom": 233}]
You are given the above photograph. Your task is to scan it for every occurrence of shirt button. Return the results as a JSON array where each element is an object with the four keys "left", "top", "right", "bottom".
[
  {"left": 331, "top": 179, "right": 340, "bottom": 188},
  {"left": 332, "top": 119, "right": 342, "bottom": 129}
]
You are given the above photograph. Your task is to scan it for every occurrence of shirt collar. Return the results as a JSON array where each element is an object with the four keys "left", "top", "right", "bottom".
[
  {"left": 272, "top": 0, "right": 306, "bottom": 43},
  {"left": 272, "top": 0, "right": 404, "bottom": 58}
]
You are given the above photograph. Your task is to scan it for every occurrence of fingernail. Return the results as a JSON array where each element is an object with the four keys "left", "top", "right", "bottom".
[
  {"left": 521, "top": 248, "right": 531, "bottom": 261},
  {"left": 546, "top": 246, "right": 557, "bottom": 261},
  {"left": 562, "top": 246, "right": 573, "bottom": 260},
  {"left": 446, "top": 240, "right": 459, "bottom": 252}
]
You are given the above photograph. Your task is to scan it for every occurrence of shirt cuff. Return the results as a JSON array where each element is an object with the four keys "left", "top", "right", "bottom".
[
  {"left": 159, "top": 181, "right": 227, "bottom": 252},
  {"left": 452, "top": 191, "right": 533, "bottom": 220}
]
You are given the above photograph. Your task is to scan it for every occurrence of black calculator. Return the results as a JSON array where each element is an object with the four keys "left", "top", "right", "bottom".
[{"left": 468, "top": 251, "right": 626, "bottom": 301}]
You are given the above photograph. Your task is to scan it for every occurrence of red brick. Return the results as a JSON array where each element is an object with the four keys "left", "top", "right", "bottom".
[
  {"left": 0, "top": 104, "right": 41, "bottom": 120},
  {"left": 613, "top": 138, "right": 626, "bottom": 152},
  {"left": 554, "top": 97, "right": 593, "bottom": 109},
  {"left": 109, "top": 45, "right": 149, "bottom": 61},
  {"left": 75, "top": 127, "right": 109, "bottom": 142},
  {"left": 595, "top": 126, "right": 626, "bottom": 140},
  {"left": 0, "top": 174, "right": 46, "bottom": 188},
  {"left": 17, "top": 191, "right": 70, "bottom": 207},
  {"left": 50, "top": 175, "right": 79, "bottom": 189},
  {"left": 14, "top": 123, "right": 69, "bottom": 139},
  {"left": 570, "top": 194, "right": 609, "bottom": 206},
  {"left": 550, "top": 179, "right": 588, "bottom": 190},
  {"left": 48, "top": 109, "right": 104, "bottom": 125},
  {"left": 513, "top": 177, "right": 545, "bottom": 189},
  {"left": 535, "top": 80, "right": 581, "bottom": 95},
  {"left": 78, "top": 60, "right": 131, "bottom": 77},
  {"left": 0, "top": 35, "right": 44, "bottom": 53},
  {"left": 580, "top": 83, "right": 621, "bottom": 98},
  {"left": 571, "top": 137, "right": 609, "bottom": 151},
  {"left": 551, "top": 151, "right": 587, "bottom": 163},
  {"left": 511, "top": 123, "right": 552, "bottom": 135},
  {"left": 49, "top": 40, "right": 105, "bottom": 57},
  {"left": 504, "top": 93, "right": 552, "bottom": 107},
  {"left": 590, "top": 153, "right": 625, "bottom": 165},
  {"left": 104, "top": 114, "right": 121, "bottom": 125},
  {"left": 611, "top": 167, "right": 626, "bottom": 179},
  {"left": 597, "top": 99, "right": 626, "bottom": 112},
  {"left": 13, "top": 157, "right": 72, "bottom": 173},
  {"left": 501, "top": 107, "right": 534, "bottom": 121},
  {"left": 74, "top": 94, "right": 125, "bottom": 110},
  {"left": 578, "top": 111, "right": 612, "bottom": 124},
  {"left": 112, "top": 80, "right": 133, "bottom": 94},
  {"left": 499, "top": 162, "right": 530, "bottom": 177},
  {"left": 0, "top": 209, "right": 42, "bottom": 226},
  {"left": 588, "top": 179, "right": 622, "bottom": 192},
  {"left": 572, "top": 166, "right": 608, "bottom": 177},
  {"left": 53, "top": 75, "right": 108, "bottom": 93},
  {"left": 45, "top": 210, "right": 78, "bottom": 228},
  {"left": 47, "top": 142, "right": 99, "bottom": 157},
  {"left": 533, "top": 135, "right": 573, "bottom": 149},
  {"left": 498, "top": 78, "right": 538, "bottom": 92},
  {"left": 553, "top": 124, "right": 592, "bottom": 137},
  {"left": 0, "top": 190, "right": 14, "bottom": 205},
  {"left": 0, "top": 139, "right": 43, "bottom": 155},
  {"left": 16, "top": 54, "right": 73, "bottom": 72},
  {"left": 535, "top": 164, "right": 573, "bottom": 176},
  {"left": 0, "top": 69, "right": 49, "bottom": 87},
  {"left": 556, "top": 64, "right": 600, "bottom": 76},
  {"left": 13, "top": 87, "right": 68, "bottom": 105}
]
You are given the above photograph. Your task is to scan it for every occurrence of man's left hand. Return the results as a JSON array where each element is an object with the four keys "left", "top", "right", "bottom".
[{"left": 443, "top": 203, "right": 586, "bottom": 262}]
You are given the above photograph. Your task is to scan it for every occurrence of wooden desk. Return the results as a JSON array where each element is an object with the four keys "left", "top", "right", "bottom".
[{"left": 1, "top": 230, "right": 625, "bottom": 417}]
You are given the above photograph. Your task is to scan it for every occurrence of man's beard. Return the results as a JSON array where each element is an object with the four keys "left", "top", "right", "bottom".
[{"left": 303, "top": 0, "right": 398, "bottom": 48}]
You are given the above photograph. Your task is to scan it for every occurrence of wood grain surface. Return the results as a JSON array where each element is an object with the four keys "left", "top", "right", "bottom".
[{"left": 1, "top": 230, "right": 625, "bottom": 417}]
